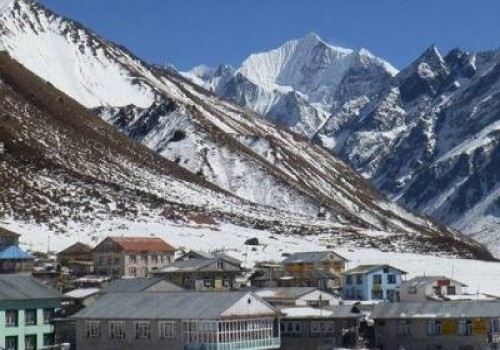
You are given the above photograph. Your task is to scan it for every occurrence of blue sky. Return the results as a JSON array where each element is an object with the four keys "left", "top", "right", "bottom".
[{"left": 40, "top": 0, "right": 499, "bottom": 71}]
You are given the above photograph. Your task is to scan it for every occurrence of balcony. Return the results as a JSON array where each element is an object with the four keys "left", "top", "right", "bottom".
[{"left": 184, "top": 338, "right": 281, "bottom": 350}]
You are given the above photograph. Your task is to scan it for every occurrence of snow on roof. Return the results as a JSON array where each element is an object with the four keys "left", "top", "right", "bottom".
[
  {"left": 281, "top": 305, "right": 363, "bottom": 319},
  {"left": 65, "top": 288, "right": 100, "bottom": 299}
]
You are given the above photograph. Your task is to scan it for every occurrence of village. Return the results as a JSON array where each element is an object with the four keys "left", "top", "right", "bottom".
[{"left": 1, "top": 227, "right": 500, "bottom": 350}]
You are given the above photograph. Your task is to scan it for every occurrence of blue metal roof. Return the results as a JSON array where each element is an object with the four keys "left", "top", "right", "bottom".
[{"left": 0, "top": 246, "right": 34, "bottom": 260}]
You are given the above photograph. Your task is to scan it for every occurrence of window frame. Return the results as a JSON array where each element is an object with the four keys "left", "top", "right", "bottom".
[
  {"left": 109, "top": 320, "right": 126, "bottom": 339},
  {"left": 5, "top": 309, "right": 18, "bottom": 327},
  {"left": 159, "top": 321, "right": 176, "bottom": 338},
  {"left": 25, "top": 309, "right": 37, "bottom": 326},
  {"left": 134, "top": 321, "right": 151, "bottom": 339},
  {"left": 85, "top": 320, "right": 101, "bottom": 338}
]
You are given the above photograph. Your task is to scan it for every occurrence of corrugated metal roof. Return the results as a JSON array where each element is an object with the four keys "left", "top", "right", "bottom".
[
  {"left": 282, "top": 251, "right": 348, "bottom": 264},
  {"left": 105, "top": 237, "right": 176, "bottom": 253},
  {"left": 100, "top": 278, "right": 183, "bottom": 293},
  {"left": 371, "top": 301, "right": 500, "bottom": 319},
  {"left": 72, "top": 292, "right": 277, "bottom": 320},
  {"left": 57, "top": 242, "right": 92, "bottom": 256},
  {"left": 402, "top": 276, "right": 468, "bottom": 288},
  {"left": 281, "top": 305, "right": 363, "bottom": 319},
  {"left": 0, "top": 274, "right": 63, "bottom": 301},
  {"left": 157, "top": 255, "right": 241, "bottom": 273},
  {"left": 343, "top": 264, "right": 407, "bottom": 275},
  {"left": 255, "top": 287, "right": 319, "bottom": 300},
  {"left": 0, "top": 246, "right": 34, "bottom": 260}
]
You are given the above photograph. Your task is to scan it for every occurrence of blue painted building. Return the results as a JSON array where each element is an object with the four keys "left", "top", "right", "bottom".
[{"left": 342, "top": 265, "right": 406, "bottom": 302}]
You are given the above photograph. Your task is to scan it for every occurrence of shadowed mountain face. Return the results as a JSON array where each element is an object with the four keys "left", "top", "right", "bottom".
[
  {"left": 0, "top": 0, "right": 494, "bottom": 259},
  {"left": 185, "top": 33, "right": 500, "bottom": 256}
]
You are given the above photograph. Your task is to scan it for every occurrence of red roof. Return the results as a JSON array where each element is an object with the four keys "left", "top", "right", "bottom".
[{"left": 108, "top": 237, "right": 176, "bottom": 253}]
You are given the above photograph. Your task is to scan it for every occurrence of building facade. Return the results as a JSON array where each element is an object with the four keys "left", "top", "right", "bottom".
[
  {"left": 73, "top": 291, "right": 281, "bottom": 350},
  {"left": 153, "top": 255, "right": 243, "bottom": 291},
  {"left": 281, "top": 251, "right": 348, "bottom": 290},
  {"left": 398, "top": 276, "right": 468, "bottom": 302},
  {"left": 0, "top": 275, "right": 62, "bottom": 350},
  {"left": 279, "top": 305, "right": 364, "bottom": 350},
  {"left": 371, "top": 301, "right": 500, "bottom": 350},
  {"left": 342, "top": 264, "right": 406, "bottom": 301},
  {"left": 93, "top": 237, "right": 176, "bottom": 278}
]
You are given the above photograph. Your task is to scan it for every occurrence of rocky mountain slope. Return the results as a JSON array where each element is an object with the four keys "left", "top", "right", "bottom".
[
  {"left": 0, "top": 0, "right": 492, "bottom": 258},
  {"left": 186, "top": 35, "right": 500, "bottom": 255}
]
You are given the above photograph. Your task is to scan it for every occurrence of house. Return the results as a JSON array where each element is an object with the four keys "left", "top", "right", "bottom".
[
  {"left": 399, "top": 275, "right": 468, "bottom": 302},
  {"left": 99, "top": 277, "right": 183, "bottom": 294},
  {"left": 57, "top": 242, "right": 94, "bottom": 276},
  {"left": 0, "top": 246, "right": 34, "bottom": 273},
  {"left": 249, "top": 263, "right": 283, "bottom": 288},
  {"left": 152, "top": 253, "right": 243, "bottom": 291},
  {"left": 0, "top": 274, "right": 63, "bottom": 350},
  {"left": 72, "top": 291, "right": 281, "bottom": 350},
  {"left": 371, "top": 301, "right": 500, "bottom": 350},
  {"left": 342, "top": 264, "right": 407, "bottom": 302},
  {"left": 93, "top": 236, "right": 176, "bottom": 278},
  {"left": 0, "top": 227, "right": 20, "bottom": 251},
  {"left": 280, "top": 251, "right": 348, "bottom": 290},
  {"left": 255, "top": 287, "right": 340, "bottom": 307},
  {"left": 279, "top": 304, "right": 364, "bottom": 349}
]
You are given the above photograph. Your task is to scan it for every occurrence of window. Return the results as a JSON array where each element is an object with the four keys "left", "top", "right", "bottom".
[
  {"left": 135, "top": 321, "right": 151, "bottom": 339},
  {"left": 25, "top": 309, "right": 37, "bottom": 326},
  {"left": 129, "top": 267, "right": 137, "bottom": 276},
  {"left": 110, "top": 321, "right": 126, "bottom": 339},
  {"left": 43, "top": 334, "right": 55, "bottom": 347},
  {"left": 85, "top": 321, "right": 101, "bottom": 338},
  {"left": 346, "top": 275, "right": 353, "bottom": 285},
  {"left": 151, "top": 255, "right": 159, "bottom": 264},
  {"left": 216, "top": 260, "right": 224, "bottom": 270},
  {"left": 280, "top": 321, "right": 302, "bottom": 335},
  {"left": 447, "top": 286, "right": 456, "bottom": 295},
  {"left": 43, "top": 309, "right": 54, "bottom": 324},
  {"left": 159, "top": 321, "right": 176, "bottom": 338},
  {"left": 458, "top": 319, "right": 472, "bottom": 336},
  {"left": 373, "top": 274, "right": 382, "bottom": 284},
  {"left": 203, "top": 279, "right": 212, "bottom": 288},
  {"left": 371, "top": 289, "right": 383, "bottom": 300},
  {"left": 426, "top": 320, "right": 441, "bottom": 336},
  {"left": 5, "top": 336, "right": 17, "bottom": 350},
  {"left": 310, "top": 321, "right": 335, "bottom": 335},
  {"left": 129, "top": 255, "right": 136, "bottom": 263},
  {"left": 141, "top": 255, "right": 148, "bottom": 263},
  {"left": 386, "top": 289, "right": 396, "bottom": 302},
  {"left": 25, "top": 335, "right": 36, "bottom": 350},
  {"left": 141, "top": 267, "right": 148, "bottom": 277},
  {"left": 223, "top": 279, "right": 232, "bottom": 288},
  {"left": 387, "top": 274, "right": 396, "bottom": 284},
  {"left": 5, "top": 310, "right": 18, "bottom": 327},
  {"left": 356, "top": 274, "right": 363, "bottom": 284},
  {"left": 398, "top": 320, "right": 411, "bottom": 336}
]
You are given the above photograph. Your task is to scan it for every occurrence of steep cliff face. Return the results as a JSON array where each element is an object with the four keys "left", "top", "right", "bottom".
[
  {"left": 0, "top": 0, "right": 493, "bottom": 258},
  {"left": 185, "top": 34, "right": 500, "bottom": 254}
]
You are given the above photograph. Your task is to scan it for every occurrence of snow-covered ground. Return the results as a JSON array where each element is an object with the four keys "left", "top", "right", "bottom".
[{"left": 3, "top": 217, "right": 500, "bottom": 297}]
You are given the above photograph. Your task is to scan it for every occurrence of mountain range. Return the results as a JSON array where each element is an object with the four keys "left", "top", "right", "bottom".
[
  {"left": 185, "top": 33, "right": 500, "bottom": 256},
  {"left": 0, "top": 0, "right": 494, "bottom": 259}
]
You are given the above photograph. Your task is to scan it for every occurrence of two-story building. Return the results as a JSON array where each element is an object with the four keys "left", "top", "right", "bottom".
[
  {"left": 93, "top": 237, "right": 176, "bottom": 278},
  {"left": 152, "top": 253, "right": 243, "bottom": 291},
  {"left": 399, "top": 275, "right": 468, "bottom": 302},
  {"left": 371, "top": 301, "right": 500, "bottom": 350},
  {"left": 342, "top": 264, "right": 406, "bottom": 301},
  {"left": 57, "top": 242, "right": 94, "bottom": 276},
  {"left": 0, "top": 274, "right": 62, "bottom": 350},
  {"left": 0, "top": 227, "right": 34, "bottom": 274},
  {"left": 280, "top": 251, "right": 348, "bottom": 290},
  {"left": 73, "top": 291, "right": 281, "bottom": 350}
]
